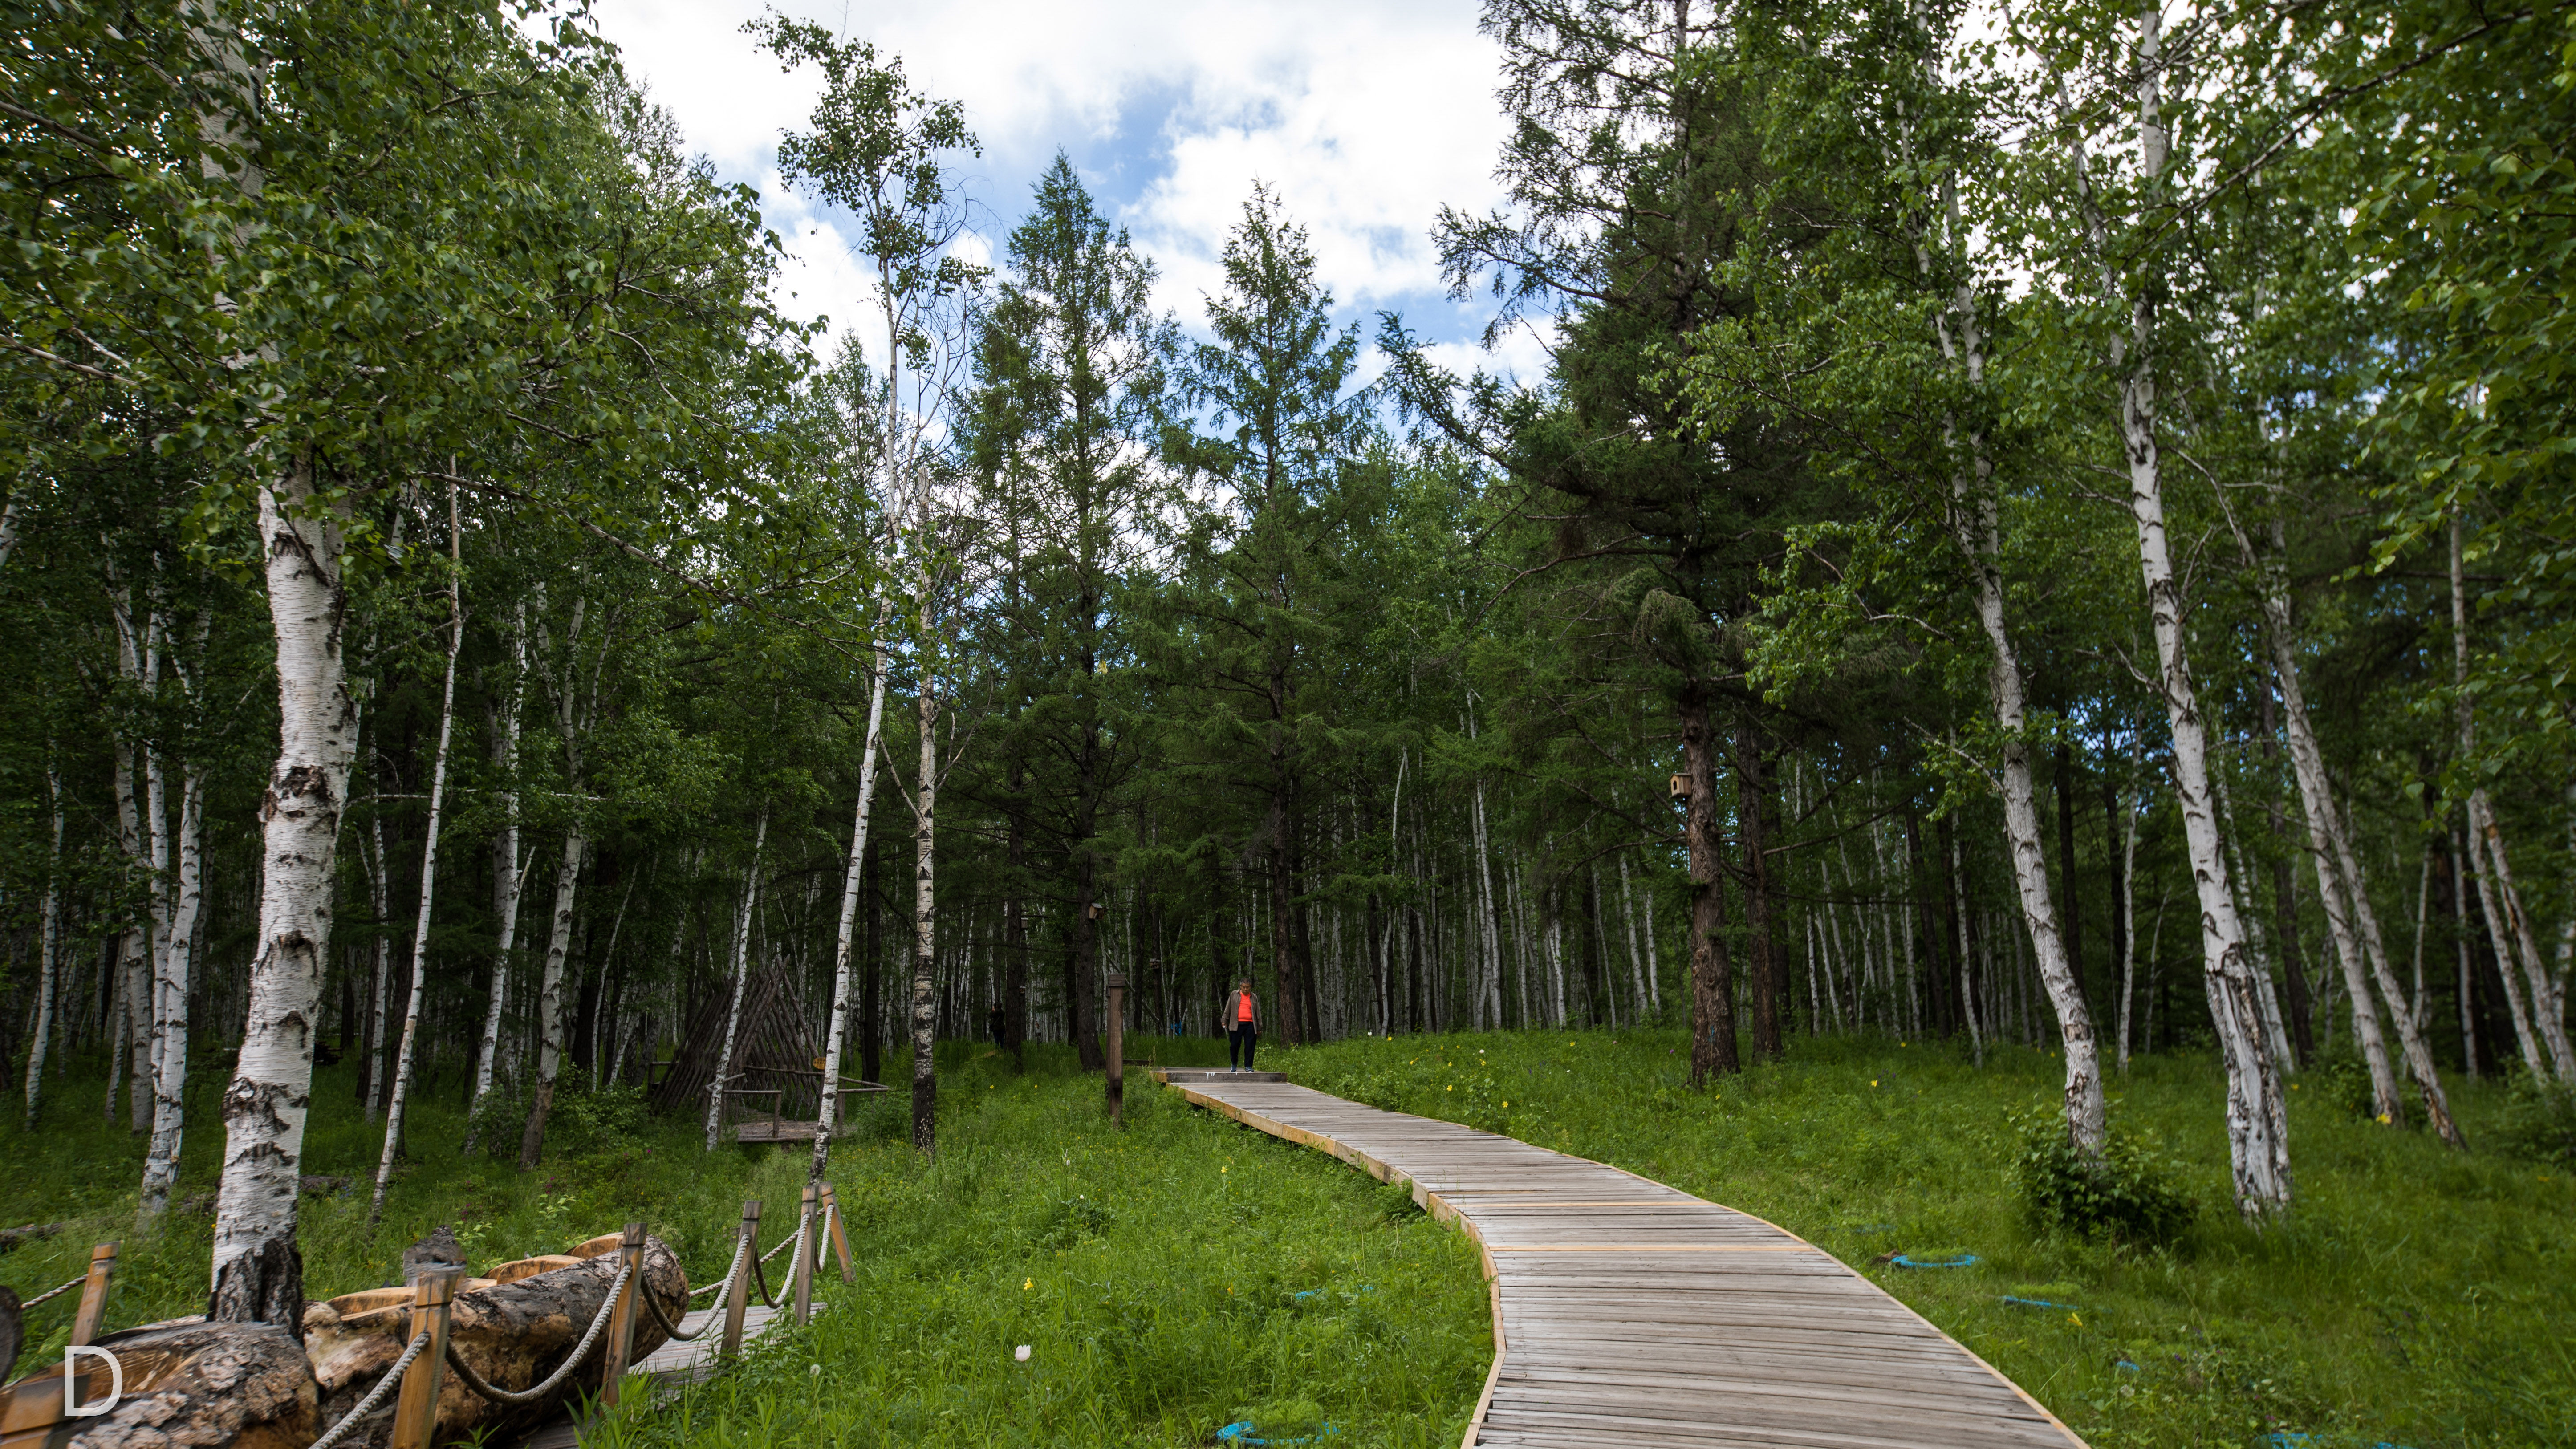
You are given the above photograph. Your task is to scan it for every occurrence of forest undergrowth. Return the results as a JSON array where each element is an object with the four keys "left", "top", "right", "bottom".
[
  {"left": 0, "top": 1043, "right": 1489, "bottom": 1449},
  {"left": 1284, "top": 1031, "right": 2576, "bottom": 1449}
]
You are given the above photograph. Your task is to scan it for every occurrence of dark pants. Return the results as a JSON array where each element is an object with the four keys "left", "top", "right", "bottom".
[{"left": 1229, "top": 1024, "right": 1258, "bottom": 1070}]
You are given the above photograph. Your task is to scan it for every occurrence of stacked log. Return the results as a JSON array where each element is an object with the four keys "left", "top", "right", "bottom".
[
  {"left": 301, "top": 1233, "right": 687, "bottom": 1449},
  {"left": 2, "top": 1319, "right": 318, "bottom": 1449}
]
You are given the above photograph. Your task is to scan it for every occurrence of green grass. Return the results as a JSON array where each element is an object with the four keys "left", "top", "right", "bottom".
[
  {"left": 0, "top": 1044, "right": 1491, "bottom": 1448},
  {"left": 1278, "top": 1029, "right": 2576, "bottom": 1449}
]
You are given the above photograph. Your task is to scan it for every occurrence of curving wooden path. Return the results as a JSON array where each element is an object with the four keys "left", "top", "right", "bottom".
[{"left": 1156, "top": 1071, "right": 2084, "bottom": 1449}]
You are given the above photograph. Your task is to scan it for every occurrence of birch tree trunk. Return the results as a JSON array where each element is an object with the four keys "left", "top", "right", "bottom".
[
  {"left": 2450, "top": 516, "right": 2559, "bottom": 1080},
  {"left": 911, "top": 634, "right": 941, "bottom": 1157},
  {"left": 362, "top": 818, "right": 392, "bottom": 1121},
  {"left": 1679, "top": 683, "right": 1737, "bottom": 1084},
  {"left": 519, "top": 596, "right": 597, "bottom": 1169},
  {"left": 2117, "top": 794, "right": 2138, "bottom": 1073},
  {"left": 374, "top": 520, "right": 463, "bottom": 1222},
  {"left": 110, "top": 739, "right": 150, "bottom": 1131},
  {"left": 139, "top": 768, "right": 204, "bottom": 1217},
  {"left": 24, "top": 770, "right": 63, "bottom": 1128},
  {"left": 707, "top": 814, "right": 768, "bottom": 1152},
  {"left": 463, "top": 606, "right": 527, "bottom": 1154},
  {"left": 2063, "top": 3, "right": 2288, "bottom": 1216},
  {"left": 212, "top": 453, "right": 358, "bottom": 1327},
  {"left": 1940, "top": 283, "right": 2105, "bottom": 1152},
  {"left": 812, "top": 645, "right": 891, "bottom": 1181},
  {"left": 517, "top": 827, "right": 586, "bottom": 1170},
  {"left": 2234, "top": 519, "right": 2454, "bottom": 1139}
]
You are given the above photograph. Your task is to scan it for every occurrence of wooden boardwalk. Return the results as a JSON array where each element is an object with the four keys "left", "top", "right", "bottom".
[{"left": 1161, "top": 1074, "right": 2084, "bottom": 1449}]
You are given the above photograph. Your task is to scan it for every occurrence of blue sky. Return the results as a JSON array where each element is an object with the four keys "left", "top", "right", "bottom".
[{"left": 591, "top": 0, "right": 1554, "bottom": 390}]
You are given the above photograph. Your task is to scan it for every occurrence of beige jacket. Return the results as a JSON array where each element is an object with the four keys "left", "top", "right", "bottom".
[{"left": 1225, "top": 990, "right": 1260, "bottom": 1029}]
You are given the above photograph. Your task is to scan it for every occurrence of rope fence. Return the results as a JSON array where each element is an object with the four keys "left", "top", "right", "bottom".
[
  {"left": 309, "top": 1331, "right": 433, "bottom": 1449},
  {"left": 443, "top": 1265, "right": 633, "bottom": 1405},
  {"left": 19, "top": 1273, "right": 86, "bottom": 1309}
]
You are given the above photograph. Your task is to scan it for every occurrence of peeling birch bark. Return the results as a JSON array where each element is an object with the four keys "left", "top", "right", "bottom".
[
  {"left": 1934, "top": 248, "right": 2104, "bottom": 1152},
  {"left": 212, "top": 454, "right": 358, "bottom": 1327},
  {"left": 2063, "top": 4, "right": 2288, "bottom": 1216},
  {"left": 912, "top": 615, "right": 941, "bottom": 1157},
  {"left": 141, "top": 767, "right": 204, "bottom": 1216}
]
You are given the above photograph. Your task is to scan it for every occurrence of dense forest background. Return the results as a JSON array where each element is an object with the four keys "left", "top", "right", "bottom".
[{"left": 2, "top": 0, "right": 2569, "bottom": 1323}]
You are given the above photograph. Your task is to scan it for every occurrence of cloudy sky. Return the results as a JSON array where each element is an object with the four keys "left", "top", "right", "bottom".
[{"left": 588, "top": 0, "right": 1550, "bottom": 386}]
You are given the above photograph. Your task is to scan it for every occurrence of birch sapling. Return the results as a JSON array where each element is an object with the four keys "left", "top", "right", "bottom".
[
  {"left": 362, "top": 818, "right": 392, "bottom": 1120},
  {"left": 707, "top": 813, "right": 768, "bottom": 1153},
  {"left": 374, "top": 487, "right": 464, "bottom": 1222},
  {"left": 24, "top": 771, "right": 63, "bottom": 1128},
  {"left": 2117, "top": 792, "right": 2138, "bottom": 1073}
]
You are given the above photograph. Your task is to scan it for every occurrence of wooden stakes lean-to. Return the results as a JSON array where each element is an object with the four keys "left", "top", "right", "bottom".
[
  {"left": 387, "top": 1267, "right": 459, "bottom": 1449},
  {"left": 1106, "top": 971, "right": 1125, "bottom": 1127},
  {"left": 820, "top": 1184, "right": 854, "bottom": 1284},
  {"left": 790, "top": 1186, "right": 816, "bottom": 1327},
  {"left": 721, "top": 1199, "right": 760, "bottom": 1360},
  {"left": 596, "top": 1222, "right": 646, "bottom": 1409},
  {"left": 67, "top": 1242, "right": 115, "bottom": 1348}
]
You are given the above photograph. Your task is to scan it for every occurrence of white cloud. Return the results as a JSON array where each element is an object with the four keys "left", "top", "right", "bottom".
[{"left": 588, "top": 0, "right": 1519, "bottom": 365}]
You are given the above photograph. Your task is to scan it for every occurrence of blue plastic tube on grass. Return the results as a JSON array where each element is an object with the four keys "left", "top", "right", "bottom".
[
  {"left": 1886, "top": 1253, "right": 1979, "bottom": 1269},
  {"left": 1218, "top": 1423, "right": 1342, "bottom": 1446}
]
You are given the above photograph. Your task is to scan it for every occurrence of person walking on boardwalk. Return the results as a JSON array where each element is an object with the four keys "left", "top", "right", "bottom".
[{"left": 1226, "top": 980, "right": 1260, "bottom": 1072}]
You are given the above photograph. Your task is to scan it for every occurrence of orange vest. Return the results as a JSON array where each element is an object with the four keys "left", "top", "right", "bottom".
[{"left": 1235, "top": 992, "right": 1255, "bottom": 1024}]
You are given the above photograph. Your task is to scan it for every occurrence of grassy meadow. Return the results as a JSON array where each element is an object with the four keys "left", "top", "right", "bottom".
[
  {"left": 6, "top": 1029, "right": 2570, "bottom": 1448},
  {"left": 0, "top": 1042, "right": 1491, "bottom": 1449},
  {"left": 1279, "top": 1029, "right": 2576, "bottom": 1449}
]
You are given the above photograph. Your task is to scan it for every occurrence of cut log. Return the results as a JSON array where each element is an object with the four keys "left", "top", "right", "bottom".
[
  {"left": 0, "top": 1318, "right": 317, "bottom": 1449},
  {"left": 0, "top": 1226, "right": 63, "bottom": 1257},
  {"left": 0, "top": 1286, "right": 17, "bottom": 1384},
  {"left": 303, "top": 1238, "right": 685, "bottom": 1449}
]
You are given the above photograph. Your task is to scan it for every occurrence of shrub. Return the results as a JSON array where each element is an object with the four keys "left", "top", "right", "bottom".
[
  {"left": 2005, "top": 1104, "right": 2196, "bottom": 1246},
  {"left": 2493, "top": 1072, "right": 2576, "bottom": 1165}
]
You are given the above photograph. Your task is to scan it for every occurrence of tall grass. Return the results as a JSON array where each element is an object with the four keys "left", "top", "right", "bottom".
[{"left": 1283, "top": 1029, "right": 2576, "bottom": 1449}]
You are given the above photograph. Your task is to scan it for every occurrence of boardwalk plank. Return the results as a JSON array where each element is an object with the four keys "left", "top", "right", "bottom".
[{"left": 1158, "top": 1073, "right": 2083, "bottom": 1449}]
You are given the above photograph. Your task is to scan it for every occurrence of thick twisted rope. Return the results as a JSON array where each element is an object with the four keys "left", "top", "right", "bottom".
[
  {"left": 690, "top": 1229, "right": 756, "bottom": 1299},
  {"left": 18, "top": 1273, "right": 87, "bottom": 1309},
  {"left": 442, "top": 1264, "right": 633, "bottom": 1407},
  {"left": 309, "top": 1330, "right": 433, "bottom": 1449},
  {"left": 644, "top": 1233, "right": 750, "bottom": 1343},
  {"left": 747, "top": 1208, "right": 810, "bottom": 1311}
]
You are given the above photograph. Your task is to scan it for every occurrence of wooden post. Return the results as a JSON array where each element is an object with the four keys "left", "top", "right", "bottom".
[
  {"left": 388, "top": 1268, "right": 459, "bottom": 1449},
  {"left": 820, "top": 1184, "right": 855, "bottom": 1284},
  {"left": 1106, "top": 971, "right": 1125, "bottom": 1127},
  {"left": 720, "top": 1199, "right": 760, "bottom": 1360},
  {"left": 67, "top": 1243, "right": 116, "bottom": 1347},
  {"left": 790, "top": 1186, "right": 815, "bottom": 1327},
  {"left": 596, "top": 1222, "right": 646, "bottom": 1409}
]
